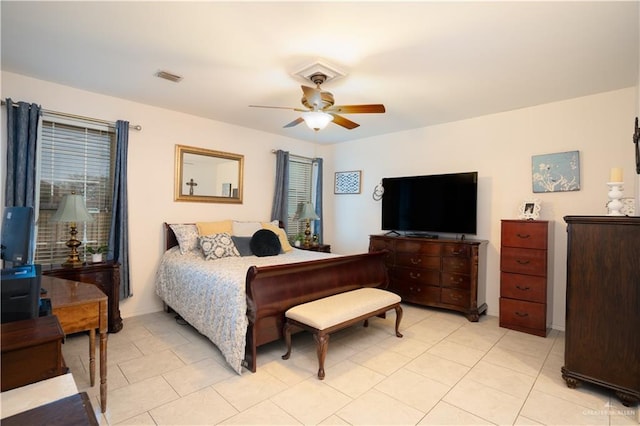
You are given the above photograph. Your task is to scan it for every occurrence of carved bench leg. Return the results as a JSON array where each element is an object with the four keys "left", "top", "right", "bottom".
[
  {"left": 315, "top": 332, "right": 330, "bottom": 380},
  {"left": 394, "top": 304, "right": 404, "bottom": 338},
  {"left": 281, "top": 322, "right": 292, "bottom": 360}
]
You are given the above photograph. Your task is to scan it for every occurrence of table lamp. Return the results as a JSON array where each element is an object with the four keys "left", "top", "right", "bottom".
[
  {"left": 51, "top": 192, "right": 94, "bottom": 267},
  {"left": 295, "top": 202, "right": 319, "bottom": 248}
]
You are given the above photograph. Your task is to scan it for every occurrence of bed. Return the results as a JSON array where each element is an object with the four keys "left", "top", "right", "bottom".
[{"left": 155, "top": 223, "right": 389, "bottom": 374}]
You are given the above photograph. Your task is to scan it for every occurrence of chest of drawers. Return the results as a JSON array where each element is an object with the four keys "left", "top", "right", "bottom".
[
  {"left": 369, "top": 235, "right": 487, "bottom": 321},
  {"left": 499, "top": 220, "right": 551, "bottom": 336}
]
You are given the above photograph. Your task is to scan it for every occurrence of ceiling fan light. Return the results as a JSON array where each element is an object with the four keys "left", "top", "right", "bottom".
[{"left": 301, "top": 111, "right": 334, "bottom": 131}]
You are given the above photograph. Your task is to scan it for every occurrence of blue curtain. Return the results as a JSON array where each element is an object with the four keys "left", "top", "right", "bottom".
[
  {"left": 270, "top": 150, "right": 289, "bottom": 231},
  {"left": 312, "top": 158, "right": 324, "bottom": 243},
  {"left": 108, "top": 120, "right": 131, "bottom": 298},
  {"left": 5, "top": 99, "right": 41, "bottom": 208}
]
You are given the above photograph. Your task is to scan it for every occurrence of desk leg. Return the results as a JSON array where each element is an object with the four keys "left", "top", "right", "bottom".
[
  {"left": 89, "top": 328, "right": 96, "bottom": 387},
  {"left": 100, "top": 330, "right": 107, "bottom": 413}
]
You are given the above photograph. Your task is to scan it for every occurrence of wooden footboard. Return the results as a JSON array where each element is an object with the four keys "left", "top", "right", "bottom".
[{"left": 244, "top": 250, "right": 389, "bottom": 372}]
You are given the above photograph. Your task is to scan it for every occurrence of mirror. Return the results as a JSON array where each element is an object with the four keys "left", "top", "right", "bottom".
[{"left": 174, "top": 144, "right": 244, "bottom": 203}]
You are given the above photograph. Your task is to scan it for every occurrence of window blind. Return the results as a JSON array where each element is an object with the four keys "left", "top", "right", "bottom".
[
  {"left": 36, "top": 118, "right": 115, "bottom": 264},
  {"left": 287, "top": 157, "right": 313, "bottom": 240}
]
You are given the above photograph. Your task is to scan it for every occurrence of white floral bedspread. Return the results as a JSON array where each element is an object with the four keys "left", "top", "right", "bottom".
[{"left": 155, "top": 247, "right": 337, "bottom": 373}]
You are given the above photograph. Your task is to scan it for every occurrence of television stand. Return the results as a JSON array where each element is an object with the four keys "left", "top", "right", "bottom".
[
  {"left": 384, "top": 230, "right": 401, "bottom": 236},
  {"left": 369, "top": 234, "right": 488, "bottom": 321}
]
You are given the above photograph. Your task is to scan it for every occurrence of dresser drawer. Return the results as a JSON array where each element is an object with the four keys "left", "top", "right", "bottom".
[
  {"left": 499, "top": 298, "right": 545, "bottom": 331},
  {"left": 442, "top": 272, "right": 470, "bottom": 290},
  {"left": 500, "top": 272, "right": 546, "bottom": 303},
  {"left": 390, "top": 267, "right": 440, "bottom": 287},
  {"left": 441, "top": 288, "right": 470, "bottom": 308},
  {"left": 442, "top": 244, "right": 470, "bottom": 257},
  {"left": 395, "top": 240, "right": 441, "bottom": 255},
  {"left": 396, "top": 253, "right": 440, "bottom": 269},
  {"left": 442, "top": 256, "right": 470, "bottom": 273},
  {"left": 501, "top": 221, "right": 547, "bottom": 249},
  {"left": 500, "top": 247, "right": 546, "bottom": 276},
  {"left": 391, "top": 281, "right": 440, "bottom": 305}
]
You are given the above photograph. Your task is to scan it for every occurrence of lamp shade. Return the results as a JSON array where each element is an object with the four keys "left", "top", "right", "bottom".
[
  {"left": 301, "top": 111, "right": 334, "bottom": 131},
  {"left": 295, "top": 202, "right": 319, "bottom": 221},
  {"left": 51, "top": 193, "right": 94, "bottom": 223}
]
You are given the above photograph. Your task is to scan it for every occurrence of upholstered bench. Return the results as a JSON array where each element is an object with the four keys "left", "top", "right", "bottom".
[{"left": 281, "top": 287, "right": 403, "bottom": 379}]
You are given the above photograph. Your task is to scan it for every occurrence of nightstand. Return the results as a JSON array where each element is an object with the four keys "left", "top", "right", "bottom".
[
  {"left": 296, "top": 244, "right": 331, "bottom": 253},
  {"left": 42, "top": 261, "right": 123, "bottom": 333}
]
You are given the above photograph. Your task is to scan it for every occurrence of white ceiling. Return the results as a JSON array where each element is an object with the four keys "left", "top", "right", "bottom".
[{"left": 2, "top": 1, "right": 638, "bottom": 144}]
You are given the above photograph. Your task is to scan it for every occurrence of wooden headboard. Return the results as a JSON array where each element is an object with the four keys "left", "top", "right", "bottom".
[{"left": 164, "top": 221, "right": 286, "bottom": 251}]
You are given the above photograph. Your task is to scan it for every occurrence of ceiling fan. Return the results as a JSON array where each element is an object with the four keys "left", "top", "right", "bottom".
[{"left": 249, "top": 73, "right": 385, "bottom": 131}]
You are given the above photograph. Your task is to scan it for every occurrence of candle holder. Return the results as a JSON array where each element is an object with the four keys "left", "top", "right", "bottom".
[{"left": 606, "top": 182, "right": 624, "bottom": 216}]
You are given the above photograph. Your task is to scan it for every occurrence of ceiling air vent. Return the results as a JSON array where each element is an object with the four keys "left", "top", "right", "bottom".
[{"left": 155, "top": 70, "right": 183, "bottom": 83}]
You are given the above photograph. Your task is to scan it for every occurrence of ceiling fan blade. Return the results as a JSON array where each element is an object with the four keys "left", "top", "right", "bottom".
[
  {"left": 328, "top": 104, "right": 386, "bottom": 114},
  {"left": 249, "top": 105, "right": 306, "bottom": 112},
  {"left": 283, "top": 117, "right": 304, "bottom": 128},
  {"left": 331, "top": 113, "right": 360, "bottom": 130}
]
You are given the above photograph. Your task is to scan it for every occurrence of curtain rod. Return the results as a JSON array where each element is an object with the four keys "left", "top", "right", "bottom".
[
  {"left": 1, "top": 100, "right": 142, "bottom": 131},
  {"left": 271, "top": 149, "right": 315, "bottom": 162}
]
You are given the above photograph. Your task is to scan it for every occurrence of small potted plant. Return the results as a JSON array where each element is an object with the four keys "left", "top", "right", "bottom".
[
  {"left": 292, "top": 234, "right": 304, "bottom": 248},
  {"left": 87, "top": 245, "right": 108, "bottom": 263}
]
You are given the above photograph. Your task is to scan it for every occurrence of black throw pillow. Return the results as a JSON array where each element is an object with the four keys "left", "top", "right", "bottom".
[{"left": 250, "top": 229, "right": 282, "bottom": 257}]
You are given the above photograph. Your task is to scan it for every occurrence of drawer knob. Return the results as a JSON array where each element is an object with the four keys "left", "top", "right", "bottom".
[
  {"left": 516, "top": 285, "right": 531, "bottom": 291},
  {"left": 515, "top": 311, "right": 529, "bottom": 317},
  {"left": 410, "top": 258, "right": 422, "bottom": 265},
  {"left": 516, "top": 259, "right": 530, "bottom": 265},
  {"left": 409, "top": 272, "right": 421, "bottom": 279},
  {"left": 516, "top": 233, "right": 531, "bottom": 239}
]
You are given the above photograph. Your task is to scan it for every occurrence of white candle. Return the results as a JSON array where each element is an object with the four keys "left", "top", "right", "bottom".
[{"left": 610, "top": 167, "right": 623, "bottom": 182}]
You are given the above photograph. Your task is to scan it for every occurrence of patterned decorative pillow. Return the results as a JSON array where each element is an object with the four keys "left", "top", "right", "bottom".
[
  {"left": 200, "top": 233, "right": 240, "bottom": 260},
  {"left": 169, "top": 224, "right": 199, "bottom": 254}
]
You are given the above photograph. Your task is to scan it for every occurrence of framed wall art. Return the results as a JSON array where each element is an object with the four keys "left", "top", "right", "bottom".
[
  {"left": 334, "top": 170, "right": 361, "bottom": 194},
  {"left": 532, "top": 150, "right": 580, "bottom": 193}
]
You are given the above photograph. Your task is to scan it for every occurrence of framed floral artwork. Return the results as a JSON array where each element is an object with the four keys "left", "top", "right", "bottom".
[
  {"left": 532, "top": 150, "right": 580, "bottom": 193},
  {"left": 334, "top": 170, "right": 361, "bottom": 194}
]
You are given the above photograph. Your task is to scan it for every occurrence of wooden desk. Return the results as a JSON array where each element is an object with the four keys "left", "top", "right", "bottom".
[
  {"left": 1, "top": 316, "right": 66, "bottom": 391},
  {"left": 43, "top": 275, "right": 108, "bottom": 413}
]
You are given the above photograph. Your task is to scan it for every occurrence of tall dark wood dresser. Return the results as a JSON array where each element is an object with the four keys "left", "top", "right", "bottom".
[{"left": 562, "top": 216, "right": 639, "bottom": 406}]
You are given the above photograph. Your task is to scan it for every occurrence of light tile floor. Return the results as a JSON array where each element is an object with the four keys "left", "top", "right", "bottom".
[{"left": 61, "top": 305, "right": 639, "bottom": 425}]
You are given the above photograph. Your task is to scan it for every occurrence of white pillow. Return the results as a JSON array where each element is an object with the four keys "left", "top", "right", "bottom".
[
  {"left": 200, "top": 233, "right": 240, "bottom": 260},
  {"left": 232, "top": 221, "right": 262, "bottom": 237},
  {"left": 169, "top": 224, "right": 199, "bottom": 254}
]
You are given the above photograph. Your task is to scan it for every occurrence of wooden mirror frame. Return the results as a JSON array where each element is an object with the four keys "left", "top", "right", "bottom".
[{"left": 174, "top": 144, "right": 244, "bottom": 203}]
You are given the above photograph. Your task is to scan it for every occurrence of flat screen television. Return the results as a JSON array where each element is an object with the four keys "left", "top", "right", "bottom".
[{"left": 381, "top": 172, "right": 478, "bottom": 235}]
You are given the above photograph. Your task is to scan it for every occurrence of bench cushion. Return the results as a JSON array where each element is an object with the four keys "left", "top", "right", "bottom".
[{"left": 285, "top": 288, "right": 401, "bottom": 330}]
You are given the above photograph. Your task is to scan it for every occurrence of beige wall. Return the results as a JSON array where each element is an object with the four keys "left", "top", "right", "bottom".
[
  {"left": 329, "top": 87, "right": 637, "bottom": 330},
  {"left": 1, "top": 71, "right": 329, "bottom": 318},
  {"left": 2, "top": 71, "right": 637, "bottom": 330}
]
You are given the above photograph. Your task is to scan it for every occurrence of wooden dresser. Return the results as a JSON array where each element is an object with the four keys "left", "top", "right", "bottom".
[
  {"left": 499, "top": 220, "right": 551, "bottom": 336},
  {"left": 562, "top": 216, "right": 639, "bottom": 406},
  {"left": 369, "top": 235, "right": 487, "bottom": 321},
  {"left": 42, "top": 261, "right": 123, "bottom": 333}
]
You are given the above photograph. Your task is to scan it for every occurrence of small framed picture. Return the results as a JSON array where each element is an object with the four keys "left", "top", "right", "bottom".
[
  {"left": 518, "top": 199, "right": 541, "bottom": 220},
  {"left": 334, "top": 170, "right": 362, "bottom": 194}
]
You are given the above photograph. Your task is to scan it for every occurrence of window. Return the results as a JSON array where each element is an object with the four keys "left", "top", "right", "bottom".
[
  {"left": 286, "top": 156, "right": 313, "bottom": 240},
  {"left": 35, "top": 115, "right": 115, "bottom": 264}
]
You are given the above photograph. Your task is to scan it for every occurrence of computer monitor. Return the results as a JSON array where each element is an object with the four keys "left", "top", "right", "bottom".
[{"left": 1, "top": 206, "right": 35, "bottom": 268}]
